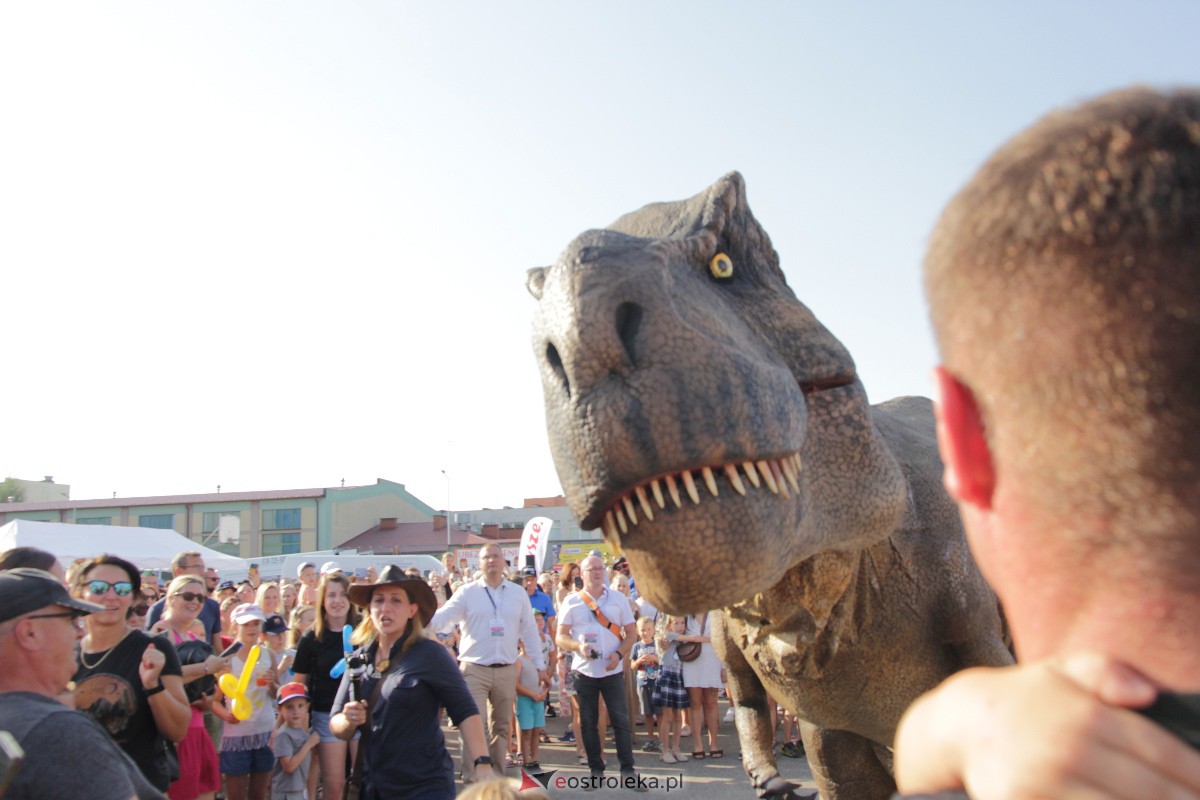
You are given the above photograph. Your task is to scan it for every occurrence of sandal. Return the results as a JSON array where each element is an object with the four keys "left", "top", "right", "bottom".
[
  {"left": 710, "top": 749, "right": 724, "bottom": 759},
  {"left": 691, "top": 751, "right": 706, "bottom": 760}
]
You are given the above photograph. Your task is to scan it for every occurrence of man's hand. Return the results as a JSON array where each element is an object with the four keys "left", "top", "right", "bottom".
[
  {"left": 895, "top": 654, "right": 1200, "bottom": 800},
  {"left": 604, "top": 652, "right": 621, "bottom": 671}
]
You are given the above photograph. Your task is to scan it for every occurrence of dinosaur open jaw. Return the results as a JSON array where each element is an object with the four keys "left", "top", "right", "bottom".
[{"left": 599, "top": 453, "right": 803, "bottom": 546}]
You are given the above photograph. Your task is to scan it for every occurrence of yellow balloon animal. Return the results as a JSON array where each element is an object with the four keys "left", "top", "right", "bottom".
[{"left": 218, "top": 644, "right": 261, "bottom": 721}]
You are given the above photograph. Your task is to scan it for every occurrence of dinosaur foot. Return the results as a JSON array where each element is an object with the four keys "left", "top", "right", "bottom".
[{"left": 755, "top": 773, "right": 816, "bottom": 800}]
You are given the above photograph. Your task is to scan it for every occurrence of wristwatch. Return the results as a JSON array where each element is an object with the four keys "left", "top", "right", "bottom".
[
  {"left": 473, "top": 756, "right": 493, "bottom": 767},
  {"left": 145, "top": 680, "right": 165, "bottom": 697}
]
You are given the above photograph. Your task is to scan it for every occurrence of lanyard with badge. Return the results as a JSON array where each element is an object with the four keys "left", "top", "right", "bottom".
[{"left": 483, "top": 585, "right": 506, "bottom": 639}]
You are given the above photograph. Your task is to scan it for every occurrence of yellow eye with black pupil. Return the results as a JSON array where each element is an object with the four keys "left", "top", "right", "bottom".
[{"left": 709, "top": 252, "right": 733, "bottom": 279}]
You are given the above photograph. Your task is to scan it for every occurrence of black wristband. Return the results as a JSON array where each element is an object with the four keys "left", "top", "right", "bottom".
[
  {"left": 473, "top": 756, "right": 493, "bottom": 767},
  {"left": 145, "top": 680, "right": 165, "bottom": 697}
]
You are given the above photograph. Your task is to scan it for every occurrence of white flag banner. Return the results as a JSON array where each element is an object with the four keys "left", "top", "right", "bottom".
[{"left": 518, "top": 517, "right": 553, "bottom": 574}]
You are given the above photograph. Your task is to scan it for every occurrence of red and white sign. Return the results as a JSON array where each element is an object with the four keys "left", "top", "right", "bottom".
[{"left": 518, "top": 516, "right": 553, "bottom": 574}]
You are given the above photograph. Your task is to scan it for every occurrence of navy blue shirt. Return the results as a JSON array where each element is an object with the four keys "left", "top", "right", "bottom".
[{"left": 333, "top": 635, "right": 479, "bottom": 799}]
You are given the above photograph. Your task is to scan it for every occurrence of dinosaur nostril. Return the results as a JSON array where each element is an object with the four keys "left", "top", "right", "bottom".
[
  {"left": 615, "top": 302, "right": 643, "bottom": 367},
  {"left": 546, "top": 343, "right": 571, "bottom": 399}
]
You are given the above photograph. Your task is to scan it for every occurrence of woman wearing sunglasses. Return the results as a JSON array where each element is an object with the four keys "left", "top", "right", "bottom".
[
  {"left": 156, "top": 575, "right": 230, "bottom": 800},
  {"left": 73, "top": 554, "right": 192, "bottom": 793}
]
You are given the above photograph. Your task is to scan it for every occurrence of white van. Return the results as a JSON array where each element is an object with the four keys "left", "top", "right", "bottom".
[
  {"left": 218, "top": 552, "right": 443, "bottom": 585},
  {"left": 278, "top": 553, "right": 443, "bottom": 582}
]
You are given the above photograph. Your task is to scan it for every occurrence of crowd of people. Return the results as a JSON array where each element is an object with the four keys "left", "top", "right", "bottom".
[{"left": 0, "top": 541, "right": 744, "bottom": 800}]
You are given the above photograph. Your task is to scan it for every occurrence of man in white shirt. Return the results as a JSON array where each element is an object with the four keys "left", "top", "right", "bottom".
[
  {"left": 430, "top": 542, "right": 545, "bottom": 779},
  {"left": 557, "top": 554, "right": 645, "bottom": 790}
]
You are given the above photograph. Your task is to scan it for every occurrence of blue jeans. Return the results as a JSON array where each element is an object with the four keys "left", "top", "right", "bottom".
[{"left": 574, "top": 670, "right": 636, "bottom": 774}]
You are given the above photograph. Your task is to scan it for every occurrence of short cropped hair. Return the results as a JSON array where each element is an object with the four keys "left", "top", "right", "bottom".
[{"left": 925, "top": 87, "right": 1200, "bottom": 567}]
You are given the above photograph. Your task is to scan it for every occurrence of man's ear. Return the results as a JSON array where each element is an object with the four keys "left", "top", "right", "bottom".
[{"left": 932, "top": 366, "right": 995, "bottom": 510}]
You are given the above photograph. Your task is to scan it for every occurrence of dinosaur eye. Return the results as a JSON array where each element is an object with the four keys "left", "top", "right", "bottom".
[{"left": 709, "top": 252, "right": 733, "bottom": 280}]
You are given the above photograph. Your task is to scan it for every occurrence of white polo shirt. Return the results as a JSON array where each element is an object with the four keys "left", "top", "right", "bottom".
[{"left": 559, "top": 587, "right": 635, "bottom": 679}]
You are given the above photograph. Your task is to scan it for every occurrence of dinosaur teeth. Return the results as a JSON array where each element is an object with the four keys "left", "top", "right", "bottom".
[
  {"left": 742, "top": 461, "right": 761, "bottom": 488},
  {"left": 771, "top": 459, "right": 790, "bottom": 499},
  {"left": 601, "top": 451, "right": 802, "bottom": 535},
  {"left": 604, "top": 511, "right": 621, "bottom": 546},
  {"left": 650, "top": 479, "right": 665, "bottom": 509},
  {"left": 622, "top": 495, "right": 639, "bottom": 526},
  {"left": 754, "top": 460, "right": 778, "bottom": 495},
  {"left": 635, "top": 485, "right": 655, "bottom": 521},
  {"left": 781, "top": 456, "right": 801, "bottom": 494},
  {"left": 725, "top": 463, "right": 746, "bottom": 496},
  {"left": 665, "top": 474, "right": 682, "bottom": 508}
]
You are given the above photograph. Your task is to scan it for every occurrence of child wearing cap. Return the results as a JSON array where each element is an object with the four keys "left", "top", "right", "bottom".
[
  {"left": 272, "top": 682, "right": 319, "bottom": 800},
  {"left": 213, "top": 603, "right": 279, "bottom": 799}
]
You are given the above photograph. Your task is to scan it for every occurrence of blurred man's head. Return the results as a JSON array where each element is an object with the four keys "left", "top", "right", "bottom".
[{"left": 924, "top": 87, "right": 1200, "bottom": 660}]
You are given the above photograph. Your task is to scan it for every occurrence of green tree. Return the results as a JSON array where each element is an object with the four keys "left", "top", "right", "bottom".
[{"left": 0, "top": 477, "right": 24, "bottom": 503}]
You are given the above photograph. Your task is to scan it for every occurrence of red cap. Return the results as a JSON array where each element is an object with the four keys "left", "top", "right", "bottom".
[{"left": 276, "top": 682, "right": 310, "bottom": 705}]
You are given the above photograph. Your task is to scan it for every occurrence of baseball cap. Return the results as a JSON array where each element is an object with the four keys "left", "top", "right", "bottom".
[
  {"left": 319, "top": 561, "right": 342, "bottom": 575},
  {"left": 232, "top": 603, "right": 267, "bottom": 624},
  {"left": 263, "top": 613, "right": 289, "bottom": 635},
  {"left": 521, "top": 565, "right": 538, "bottom": 578},
  {"left": 217, "top": 580, "right": 236, "bottom": 592},
  {"left": 296, "top": 562, "right": 316, "bottom": 577},
  {"left": 0, "top": 568, "right": 105, "bottom": 624},
  {"left": 277, "top": 682, "right": 309, "bottom": 705}
]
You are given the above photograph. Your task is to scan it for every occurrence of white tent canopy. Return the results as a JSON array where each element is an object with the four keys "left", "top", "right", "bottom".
[{"left": 0, "top": 519, "right": 246, "bottom": 571}]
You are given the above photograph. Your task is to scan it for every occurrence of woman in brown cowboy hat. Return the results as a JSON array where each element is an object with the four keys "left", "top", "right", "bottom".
[{"left": 330, "top": 565, "right": 494, "bottom": 798}]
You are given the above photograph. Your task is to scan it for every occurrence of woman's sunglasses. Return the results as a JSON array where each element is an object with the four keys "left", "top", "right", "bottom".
[
  {"left": 86, "top": 580, "right": 133, "bottom": 597},
  {"left": 173, "top": 591, "right": 206, "bottom": 603},
  {"left": 130, "top": 604, "right": 150, "bottom": 616}
]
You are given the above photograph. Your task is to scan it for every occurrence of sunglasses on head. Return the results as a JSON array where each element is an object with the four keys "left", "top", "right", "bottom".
[
  {"left": 174, "top": 591, "right": 206, "bottom": 603},
  {"left": 86, "top": 580, "right": 133, "bottom": 597}
]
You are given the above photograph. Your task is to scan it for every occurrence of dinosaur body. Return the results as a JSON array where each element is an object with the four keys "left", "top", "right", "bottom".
[{"left": 527, "top": 173, "right": 1011, "bottom": 799}]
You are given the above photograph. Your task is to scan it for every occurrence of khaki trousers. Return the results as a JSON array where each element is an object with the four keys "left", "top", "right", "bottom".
[{"left": 460, "top": 661, "right": 518, "bottom": 779}]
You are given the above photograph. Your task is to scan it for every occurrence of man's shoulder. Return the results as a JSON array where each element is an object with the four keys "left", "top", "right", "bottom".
[
  {"left": 558, "top": 591, "right": 584, "bottom": 612},
  {"left": 0, "top": 691, "right": 106, "bottom": 743}
]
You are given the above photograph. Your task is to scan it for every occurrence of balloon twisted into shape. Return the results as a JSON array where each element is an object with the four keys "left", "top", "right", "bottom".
[{"left": 218, "top": 644, "right": 261, "bottom": 721}]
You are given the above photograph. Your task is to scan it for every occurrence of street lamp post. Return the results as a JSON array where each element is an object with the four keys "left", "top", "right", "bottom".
[{"left": 441, "top": 469, "right": 451, "bottom": 551}]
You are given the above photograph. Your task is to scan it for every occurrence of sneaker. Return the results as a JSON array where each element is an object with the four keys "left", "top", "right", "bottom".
[
  {"left": 780, "top": 741, "right": 804, "bottom": 759},
  {"left": 621, "top": 770, "right": 649, "bottom": 793},
  {"left": 724, "top": 707, "right": 735, "bottom": 722},
  {"left": 583, "top": 772, "right": 603, "bottom": 792},
  {"left": 660, "top": 752, "right": 677, "bottom": 764},
  {"left": 641, "top": 740, "right": 660, "bottom": 753},
  {"left": 679, "top": 725, "right": 691, "bottom": 737},
  {"left": 558, "top": 730, "right": 575, "bottom": 743},
  {"left": 673, "top": 750, "right": 689, "bottom": 762},
  {"left": 546, "top": 704, "right": 558, "bottom": 717}
]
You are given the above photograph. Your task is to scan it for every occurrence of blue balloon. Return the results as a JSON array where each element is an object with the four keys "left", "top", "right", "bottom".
[{"left": 329, "top": 624, "right": 355, "bottom": 678}]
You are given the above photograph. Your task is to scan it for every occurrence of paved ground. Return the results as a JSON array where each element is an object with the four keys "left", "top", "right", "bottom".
[{"left": 446, "top": 694, "right": 819, "bottom": 798}]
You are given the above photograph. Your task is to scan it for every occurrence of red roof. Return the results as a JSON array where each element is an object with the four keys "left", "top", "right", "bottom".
[{"left": 342, "top": 521, "right": 498, "bottom": 554}]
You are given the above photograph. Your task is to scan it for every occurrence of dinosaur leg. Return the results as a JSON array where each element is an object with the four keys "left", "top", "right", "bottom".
[
  {"left": 716, "top": 614, "right": 805, "bottom": 799},
  {"left": 799, "top": 723, "right": 895, "bottom": 800}
]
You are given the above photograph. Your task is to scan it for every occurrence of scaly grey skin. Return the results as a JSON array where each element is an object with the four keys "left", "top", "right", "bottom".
[{"left": 527, "top": 173, "right": 1012, "bottom": 800}]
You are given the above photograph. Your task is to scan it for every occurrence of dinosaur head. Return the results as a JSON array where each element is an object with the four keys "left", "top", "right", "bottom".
[{"left": 528, "top": 173, "right": 907, "bottom": 613}]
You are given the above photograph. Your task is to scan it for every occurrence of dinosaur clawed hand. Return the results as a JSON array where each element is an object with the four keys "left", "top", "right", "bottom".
[
  {"left": 755, "top": 772, "right": 813, "bottom": 800},
  {"left": 601, "top": 454, "right": 802, "bottom": 546}
]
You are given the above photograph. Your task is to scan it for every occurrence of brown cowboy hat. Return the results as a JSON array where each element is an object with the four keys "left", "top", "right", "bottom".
[{"left": 347, "top": 564, "right": 437, "bottom": 626}]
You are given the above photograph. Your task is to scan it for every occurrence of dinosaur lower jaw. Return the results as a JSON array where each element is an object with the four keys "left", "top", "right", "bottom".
[{"left": 599, "top": 453, "right": 803, "bottom": 549}]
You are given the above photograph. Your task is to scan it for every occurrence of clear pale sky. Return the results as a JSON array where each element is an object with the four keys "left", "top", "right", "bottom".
[{"left": 3, "top": 2, "right": 1197, "bottom": 514}]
